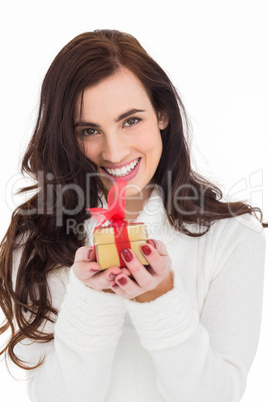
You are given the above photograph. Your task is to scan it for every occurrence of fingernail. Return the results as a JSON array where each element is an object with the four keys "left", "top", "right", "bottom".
[
  {"left": 109, "top": 273, "right": 117, "bottom": 280},
  {"left": 87, "top": 249, "right": 92, "bottom": 260},
  {"left": 112, "top": 284, "right": 119, "bottom": 288},
  {"left": 117, "top": 277, "right": 127, "bottom": 285},
  {"left": 122, "top": 249, "right": 133, "bottom": 262},
  {"left": 141, "top": 244, "right": 151, "bottom": 256},
  {"left": 150, "top": 239, "right": 157, "bottom": 249}
]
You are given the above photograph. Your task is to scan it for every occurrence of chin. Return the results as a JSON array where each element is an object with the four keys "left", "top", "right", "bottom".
[{"left": 125, "top": 188, "right": 143, "bottom": 198}]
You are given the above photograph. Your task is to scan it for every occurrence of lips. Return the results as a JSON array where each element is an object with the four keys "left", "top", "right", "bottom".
[
  {"left": 104, "top": 158, "right": 140, "bottom": 177},
  {"left": 100, "top": 157, "right": 141, "bottom": 180}
]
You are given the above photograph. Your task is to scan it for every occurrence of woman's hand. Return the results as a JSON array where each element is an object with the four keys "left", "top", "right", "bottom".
[
  {"left": 110, "top": 239, "right": 174, "bottom": 302},
  {"left": 72, "top": 246, "right": 131, "bottom": 291}
]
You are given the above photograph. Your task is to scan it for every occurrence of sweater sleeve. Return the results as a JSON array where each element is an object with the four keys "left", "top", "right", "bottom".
[
  {"left": 16, "top": 267, "right": 126, "bottom": 402},
  {"left": 124, "top": 216, "right": 266, "bottom": 402}
]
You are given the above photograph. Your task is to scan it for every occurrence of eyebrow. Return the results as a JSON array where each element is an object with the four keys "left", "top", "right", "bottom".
[{"left": 74, "top": 108, "right": 145, "bottom": 128}]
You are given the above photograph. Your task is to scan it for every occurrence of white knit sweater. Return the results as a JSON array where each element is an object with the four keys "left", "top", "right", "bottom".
[{"left": 14, "top": 191, "right": 266, "bottom": 401}]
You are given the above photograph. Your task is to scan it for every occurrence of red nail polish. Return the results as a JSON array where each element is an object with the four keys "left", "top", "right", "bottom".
[
  {"left": 122, "top": 249, "right": 133, "bottom": 262},
  {"left": 109, "top": 273, "right": 117, "bottom": 280},
  {"left": 87, "top": 249, "right": 92, "bottom": 260},
  {"left": 117, "top": 277, "right": 127, "bottom": 285},
  {"left": 141, "top": 245, "right": 151, "bottom": 256},
  {"left": 150, "top": 239, "right": 157, "bottom": 249}
]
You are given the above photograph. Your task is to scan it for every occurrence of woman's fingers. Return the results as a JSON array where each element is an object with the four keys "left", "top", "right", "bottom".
[
  {"left": 147, "top": 239, "right": 168, "bottom": 257},
  {"left": 73, "top": 246, "right": 131, "bottom": 290},
  {"left": 123, "top": 242, "right": 170, "bottom": 279},
  {"left": 111, "top": 274, "right": 142, "bottom": 296},
  {"left": 73, "top": 246, "right": 100, "bottom": 280},
  {"left": 87, "top": 266, "right": 121, "bottom": 290},
  {"left": 73, "top": 239, "right": 171, "bottom": 295},
  {"left": 142, "top": 243, "right": 171, "bottom": 276},
  {"left": 74, "top": 245, "right": 95, "bottom": 263},
  {"left": 73, "top": 260, "right": 101, "bottom": 282},
  {"left": 109, "top": 240, "right": 172, "bottom": 299},
  {"left": 120, "top": 248, "right": 156, "bottom": 290}
]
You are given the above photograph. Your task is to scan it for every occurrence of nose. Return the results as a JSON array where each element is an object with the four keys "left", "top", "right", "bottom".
[{"left": 101, "top": 133, "right": 128, "bottom": 164}]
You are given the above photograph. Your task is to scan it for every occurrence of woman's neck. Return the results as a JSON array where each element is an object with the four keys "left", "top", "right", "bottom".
[
  {"left": 125, "top": 186, "right": 154, "bottom": 221},
  {"left": 104, "top": 184, "right": 154, "bottom": 222}
]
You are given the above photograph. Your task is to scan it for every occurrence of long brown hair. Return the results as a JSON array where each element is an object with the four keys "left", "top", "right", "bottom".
[{"left": 0, "top": 29, "right": 266, "bottom": 370}]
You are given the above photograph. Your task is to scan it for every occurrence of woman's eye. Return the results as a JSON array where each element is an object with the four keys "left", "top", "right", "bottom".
[
  {"left": 124, "top": 117, "right": 141, "bottom": 127},
  {"left": 81, "top": 128, "right": 98, "bottom": 136}
]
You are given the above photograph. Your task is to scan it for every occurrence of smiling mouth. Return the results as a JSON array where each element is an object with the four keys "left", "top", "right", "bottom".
[{"left": 101, "top": 157, "right": 141, "bottom": 178}]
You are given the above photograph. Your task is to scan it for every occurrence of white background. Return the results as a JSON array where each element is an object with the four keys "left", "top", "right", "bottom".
[{"left": 0, "top": 0, "right": 267, "bottom": 400}]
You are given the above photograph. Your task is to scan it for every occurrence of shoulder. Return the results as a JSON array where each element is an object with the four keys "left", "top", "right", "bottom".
[
  {"left": 205, "top": 213, "right": 266, "bottom": 279},
  {"left": 209, "top": 213, "right": 266, "bottom": 246}
]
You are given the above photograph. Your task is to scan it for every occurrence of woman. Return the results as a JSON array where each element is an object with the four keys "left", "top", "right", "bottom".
[{"left": 0, "top": 29, "right": 266, "bottom": 401}]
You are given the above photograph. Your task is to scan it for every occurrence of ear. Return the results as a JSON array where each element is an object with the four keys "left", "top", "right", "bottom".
[{"left": 157, "top": 112, "right": 169, "bottom": 130}]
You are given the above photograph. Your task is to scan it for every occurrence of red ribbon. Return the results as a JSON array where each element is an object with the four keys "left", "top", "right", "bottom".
[{"left": 87, "top": 180, "right": 131, "bottom": 267}]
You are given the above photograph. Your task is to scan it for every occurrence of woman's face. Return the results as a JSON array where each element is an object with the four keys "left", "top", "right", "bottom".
[{"left": 74, "top": 67, "right": 168, "bottom": 197}]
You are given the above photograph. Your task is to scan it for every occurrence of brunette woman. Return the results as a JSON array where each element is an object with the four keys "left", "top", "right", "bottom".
[{"left": 0, "top": 30, "right": 266, "bottom": 401}]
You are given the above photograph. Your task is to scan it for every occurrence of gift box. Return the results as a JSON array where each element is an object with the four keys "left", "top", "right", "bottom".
[
  {"left": 87, "top": 179, "right": 149, "bottom": 270},
  {"left": 93, "top": 223, "right": 148, "bottom": 270}
]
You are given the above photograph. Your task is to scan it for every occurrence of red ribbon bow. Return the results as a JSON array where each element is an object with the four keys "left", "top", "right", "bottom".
[
  {"left": 87, "top": 179, "right": 131, "bottom": 267},
  {"left": 87, "top": 179, "right": 127, "bottom": 228}
]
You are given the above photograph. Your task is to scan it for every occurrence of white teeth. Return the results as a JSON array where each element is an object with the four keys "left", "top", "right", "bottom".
[{"left": 104, "top": 158, "right": 140, "bottom": 177}]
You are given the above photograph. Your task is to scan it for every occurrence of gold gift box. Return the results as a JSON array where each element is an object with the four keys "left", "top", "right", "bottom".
[{"left": 93, "top": 223, "right": 148, "bottom": 270}]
